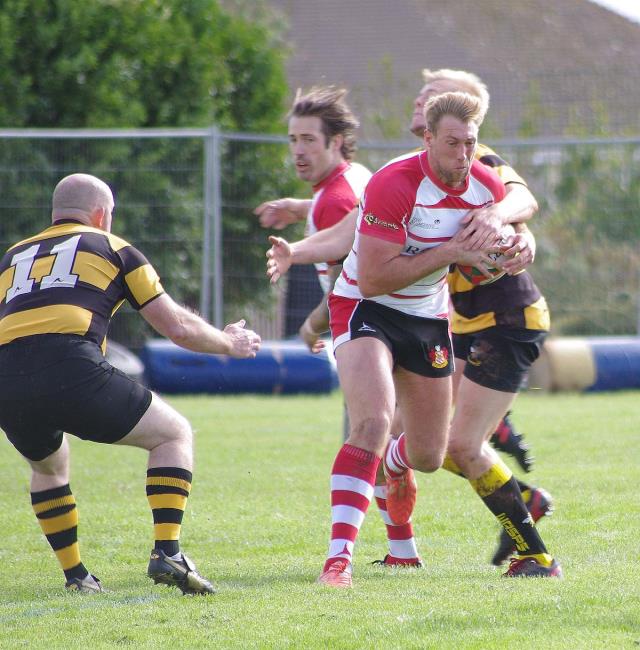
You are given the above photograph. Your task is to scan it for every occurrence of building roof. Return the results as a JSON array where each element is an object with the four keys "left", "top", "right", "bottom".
[{"left": 266, "top": 0, "right": 640, "bottom": 138}]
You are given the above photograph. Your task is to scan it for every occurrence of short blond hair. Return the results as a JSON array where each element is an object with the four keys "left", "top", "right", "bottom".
[
  {"left": 424, "top": 91, "right": 485, "bottom": 134},
  {"left": 422, "top": 68, "right": 490, "bottom": 119}
]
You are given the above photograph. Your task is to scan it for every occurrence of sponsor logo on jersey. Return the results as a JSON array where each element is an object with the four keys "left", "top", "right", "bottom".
[
  {"left": 409, "top": 216, "right": 440, "bottom": 229},
  {"left": 363, "top": 213, "right": 400, "bottom": 230},
  {"left": 428, "top": 344, "right": 449, "bottom": 369}
]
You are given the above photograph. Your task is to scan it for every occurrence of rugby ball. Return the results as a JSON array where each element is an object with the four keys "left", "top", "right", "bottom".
[{"left": 456, "top": 224, "right": 515, "bottom": 286}]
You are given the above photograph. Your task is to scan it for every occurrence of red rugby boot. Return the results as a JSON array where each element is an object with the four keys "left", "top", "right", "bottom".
[
  {"left": 317, "top": 559, "right": 353, "bottom": 588},
  {"left": 385, "top": 468, "right": 417, "bottom": 526}
]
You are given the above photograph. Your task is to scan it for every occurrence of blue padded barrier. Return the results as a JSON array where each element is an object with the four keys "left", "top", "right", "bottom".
[
  {"left": 528, "top": 336, "right": 640, "bottom": 392},
  {"left": 141, "top": 339, "right": 339, "bottom": 395},
  {"left": 587, "top": 337, "right": 640, "bottom": 392}
]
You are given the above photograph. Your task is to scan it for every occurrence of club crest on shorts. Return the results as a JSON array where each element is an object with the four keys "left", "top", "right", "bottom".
[{"left": 428, "top": 344, "right": 449, "bottom": 369}]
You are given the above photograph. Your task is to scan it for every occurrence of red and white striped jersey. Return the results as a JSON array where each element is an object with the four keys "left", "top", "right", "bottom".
[
  {"left": 333, "top": 150, "right": 505, "bottom": 318},
  {"left": 306, "top": 161, "right": 372, "bottom": 293}
]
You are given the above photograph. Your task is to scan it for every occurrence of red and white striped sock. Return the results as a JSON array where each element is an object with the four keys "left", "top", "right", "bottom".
[
  {"left": 384, "top": 433, "right": 412, "bottom": 478},
  {"left": 373, "top": 484, "right": 421, "bottom": 562},
  {"left": 325, "top": 443, "right": 380, "bottom": 571}
]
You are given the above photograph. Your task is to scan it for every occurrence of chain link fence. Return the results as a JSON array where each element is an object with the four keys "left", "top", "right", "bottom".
[{"left": 1, "top": 129, "right": 638, "bottom": 351}]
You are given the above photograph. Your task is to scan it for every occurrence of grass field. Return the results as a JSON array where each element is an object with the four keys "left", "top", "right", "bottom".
[{"left": 1, "top": 390, "right": 639, "bottom": 649}]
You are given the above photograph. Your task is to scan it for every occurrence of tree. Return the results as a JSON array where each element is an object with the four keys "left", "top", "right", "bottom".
[
  {"left": 533, "top": 143, "right": 640, "bottom": 335},
  {"left": 0, "top": 0, "right": 288, "bottom": 130},
  {"left": 0, "top": 0, "right": 291, "bottom": 345}
]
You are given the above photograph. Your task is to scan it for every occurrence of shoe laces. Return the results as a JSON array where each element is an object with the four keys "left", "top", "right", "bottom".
[
  {"left": 389, "top": 469, "right": 415, "bottom": 490},
  {"left": 326, "top": 559, "right": 350, "bottom": 574}
]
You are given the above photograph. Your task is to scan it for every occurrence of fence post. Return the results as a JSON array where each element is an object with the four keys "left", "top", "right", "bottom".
[{"left": 202, "top": 126, "right": 224, "bottom": 328}]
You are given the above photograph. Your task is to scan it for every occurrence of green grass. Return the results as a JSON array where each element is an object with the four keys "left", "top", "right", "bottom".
[{"left": 1, "top": 391, "right": 639, "bottom": 649}]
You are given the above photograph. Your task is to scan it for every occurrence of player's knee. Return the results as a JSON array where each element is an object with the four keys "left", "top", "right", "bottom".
[
  {"left": 348, "top": 413, "right": 392, "bottom": 451},
  {"left": 403, "top": 427, "right": 447, "bottom": 472},
  {"left": 447, "top": 436, "right": 480, "bottom": 468},
  {"left": 169, "top": 412, "right": 192, "bottom": 448},
  {"left": 27, "top": 439, "right": 69, "bottom": 476},
  {"left": 29, "top": 457, "right": 65, "bottom": 477},
  {"left": 409, "top": 448, "right": 444, "bottom": 473}
]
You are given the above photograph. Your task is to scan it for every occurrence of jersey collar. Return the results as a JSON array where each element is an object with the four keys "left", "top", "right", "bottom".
[
  {"left": 421, "top": 150, "right": 470, "bottom": 196},
  {"left": 312, "top": 161, "right": 349, "bottom": 193}
]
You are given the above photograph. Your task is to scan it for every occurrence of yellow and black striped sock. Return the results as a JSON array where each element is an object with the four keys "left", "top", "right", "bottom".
[
  {"left": 443, "top": 457, "right": 533, "bottom": 494},
  {"left": 31, "top": 484, "right": 88, "bottom": 581},
  {"left": 146, "top": 467, "right": 191, "bottom": 557},
  {"left": 470, "top": 459, "right": 550, "bottom": 560},
  {"left": 442, "top": 454, "right": 465, "bottom": 477}
]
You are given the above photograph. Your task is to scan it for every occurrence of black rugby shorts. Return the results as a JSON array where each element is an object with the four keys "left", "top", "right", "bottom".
[
  {"left": 0, "top": 335, "right": 152, "bottom": 461},
  {"left": 330, "top": 296, "right": 454, "bottom": 378},
  {"left": 453, "top": 326, "right": 547, "bottom": 393}
]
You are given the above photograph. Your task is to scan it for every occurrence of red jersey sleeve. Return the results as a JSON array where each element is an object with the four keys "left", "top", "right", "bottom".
[
  {"left": 358, "top": 163, "right": 416, "bottom": 245},
  {"left": 313, "top": 186, "right": 358, "bottom": 232}
]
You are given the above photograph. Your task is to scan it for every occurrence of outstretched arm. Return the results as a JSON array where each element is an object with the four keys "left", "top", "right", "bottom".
[
  {"left": 266, "top": 208, "right": 357, "bottom": 283},
  {"left": 140, "top": 293, "right": 261, "bottom": 358},
  {"left": 254, "top": 198, "right": 312, "bottom": 230}
]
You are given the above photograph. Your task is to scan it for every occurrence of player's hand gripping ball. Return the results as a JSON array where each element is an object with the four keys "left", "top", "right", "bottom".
[{"left": 456, "top": 224, "right": 515, "bottom": 286}]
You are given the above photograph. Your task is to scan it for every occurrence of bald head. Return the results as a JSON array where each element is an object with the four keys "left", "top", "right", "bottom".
[{"left": 52, "top": 173, "right": 114, "bottom": 229}]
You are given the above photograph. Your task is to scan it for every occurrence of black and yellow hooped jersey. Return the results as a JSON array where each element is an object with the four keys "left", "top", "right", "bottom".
[
  {"left": 0, "top": 220, "right": 164, "bottom": 350},
  {"left": 475, "top": 143, "right": 525, "bottom": 186},
  {"left": 448, "top": 271, "right": 550, "bottom": 333},
  {"left": 447, "top": 143, "right": 550, "bottom": 334}
]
